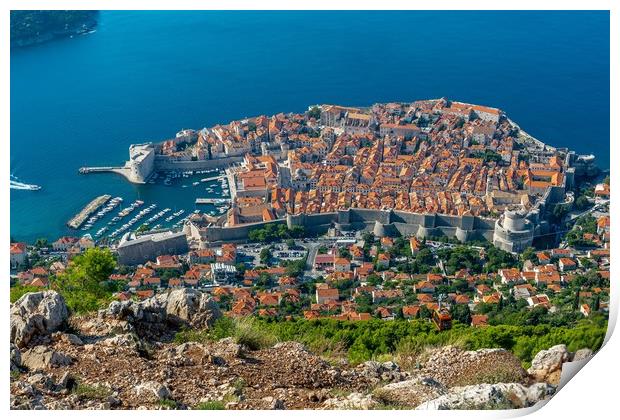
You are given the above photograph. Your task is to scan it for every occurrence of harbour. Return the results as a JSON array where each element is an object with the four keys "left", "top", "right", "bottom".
[{"left": 58, "top": 166, "right": 231, "bottom": 243}]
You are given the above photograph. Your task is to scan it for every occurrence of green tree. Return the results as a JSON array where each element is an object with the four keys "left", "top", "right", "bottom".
[
  {"left": 260, "top": 248, "right": 272, "bottom": 265},
  {"left": 308, "top": 106, "right": 321, "bottom": 120},
  {"left": 450, "top": 304, "right": 472, "bottom": 325},
  {"left": 34, "top": 238, "right": 48, "bottom": 249},
  {"left": 53, "top": 248, "right": 116, "bottom": 313},
  {"left": 574, "top": 195, "right": 590, "bottom": 211},
  {"left": 521, "top": 247, "right": 537, "bottom": 264}
]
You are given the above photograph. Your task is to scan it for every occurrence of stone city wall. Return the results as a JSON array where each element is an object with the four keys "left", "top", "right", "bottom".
[{"left": 193, "top": 208, "right": 500, "bottom": 245}]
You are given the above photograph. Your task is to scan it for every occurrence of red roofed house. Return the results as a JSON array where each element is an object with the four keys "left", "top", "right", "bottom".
[
  {"left": 527, "top": 294, "right": 551, "bottom": 309},
  {"left": 536, "top": 252, "right": 551, "bottom": 265},
  {"left": 314, "top": 254, "right": 335, "bottom": 271},
  {"left": 471, "top": 314, "right": 489, "bottom": 327},
  {"left": 558, "top": 258, "right": 577, "bottom": 272},
  {"left": 597, "top": 216, "right": 610, "bottom": 236},
  {"left": 52, "top": 236, "right": 79, "bottom": 252},
  {"left": 376, "top": 253, "right": 390, "bottom": 269},
  {"left": 415, "top": 281, "right": 436, "bottom": 294},
  {"left": 427, "top": 273, "right": 444, "bottom": 284},
  {"left": 155, "top": 255, "right": 182, "bottom": 270},
  {"left": 168, "top": 278, "right": 184, "bottom": 288},
  {"left": 143, "top": 277, "right": 161, "bottom": 288},
  {"left": 594, "top": 183, "right": 610, "bottom": 199},
  {"left": 375, "top": 306, "right": 395, "bottom": 321},
  {"left": 354, "top": 263, "right": 374, "bottom": 282},
  {"left": 402, "top": 305, "right": 420, "bottom": 319},
  {"left": 499, "top": 268, "right": 522, "bottom": 284},
  {"left": 315, "top": 284, "right": 339, "bottom": 304},
  {"left": 10, "top": 242, "right": 27, "bottom": 269},
  {"left": 580, "top": 303, "right": 591, "bottom": 317},
  {"left": 409, "top": 237, "right": 422, "bottom": 255},
  {"left": 371, "top": 289, "right": 403, "bottom": 303},
  {"left": 334, "top": 257, "right": 351, "bottom": 273},
  {"left": 136, "top": 289, "right": 155, "bottom": 300}
]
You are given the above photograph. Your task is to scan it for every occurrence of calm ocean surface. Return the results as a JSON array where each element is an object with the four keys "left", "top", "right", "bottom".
[{"left": 10, "top": 11, "right": 610, "bottom": 242}]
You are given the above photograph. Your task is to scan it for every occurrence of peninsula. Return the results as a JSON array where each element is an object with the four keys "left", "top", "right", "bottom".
[{"left": 83, "top": 98, "right": 598, "bottom": 255}]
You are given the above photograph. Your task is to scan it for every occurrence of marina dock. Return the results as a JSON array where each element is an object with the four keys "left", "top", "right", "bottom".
[
  {"left": 67, "top": 194, "right": 111, "bottom": 229},
  {"left": 195, "top": 198, "right": 231, "bottom": 205},
  {"left": 200, "top": 174, "right": 226, "bottom": 182}
]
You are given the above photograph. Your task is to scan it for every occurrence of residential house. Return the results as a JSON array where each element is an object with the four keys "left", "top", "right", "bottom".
[
  {"left": 10, "top": 243, "right": 27, "bottom": 269},
  {"left": 471, "top": 314, "right": 489, "bottom": 327},
  {"left": 315, "top": 284, "right": 339, "bottom": 304},
  {"left": 558, "top": 258, "right": 577, "bottom": 272}
]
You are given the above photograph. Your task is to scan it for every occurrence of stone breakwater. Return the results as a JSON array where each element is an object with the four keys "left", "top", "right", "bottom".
[
  {"left": 10, "top": 289, "right": 593, "bottom": 410},
  {"left": 67, "top": 194, "right": 111, "bottom": 229}
]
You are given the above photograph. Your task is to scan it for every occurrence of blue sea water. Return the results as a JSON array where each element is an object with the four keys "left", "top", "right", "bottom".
[{"left": 10, "top": 11, "right": 610, "bottom": 243}]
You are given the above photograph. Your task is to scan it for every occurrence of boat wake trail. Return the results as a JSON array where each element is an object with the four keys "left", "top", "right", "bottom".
[{"left": 10, "top": 174, "right": 42, "bottom": 191}]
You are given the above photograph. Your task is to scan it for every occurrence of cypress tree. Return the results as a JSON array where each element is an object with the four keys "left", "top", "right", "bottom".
[{"left": 573, "top": 290, "right": 580, "bottom": 310}]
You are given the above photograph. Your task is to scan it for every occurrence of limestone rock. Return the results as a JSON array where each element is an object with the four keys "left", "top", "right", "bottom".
[
  {"left": 21, "top": 345, "right": 73, "bottom": 371},
  {"left": 322, "top": 392, "right": 378, "bottom": 410},
  {"left": 373, "top": 376, "right": 447, "bottom": 407},
  {"left": 353, "top": 360, "right": 409, "bottom": 384},
  {"left": 572, "top": 348, "right": 593, "bottom": 362},
  {"left": 11, "top": 291, "right": 69, "bottom": 348},
  {"left": 420, "top": 346, "right": 528, "bottom": 387},
  {"left": 100, "top": 288, "right": 222, "bottom": 339},
  {"left": 53, "top": 332, "right": 84, "bottom": 346},
  {"left": 11, "top": 344, "right": 21, "bottom": 372},
  {"left": 134, "top": 381, "right": 172, "bottom": 402},
  {"left": 416, "top": 382, "right": 551, "bottom": 410},
  {"left": 159, "top": 288, "right": 222, "bottom": 328},
  {"left": 211, "top": 337, "right": 243, "bottom": 358},
  {"left": 528, "top": 344, "right": 570, "bottom": 385}
]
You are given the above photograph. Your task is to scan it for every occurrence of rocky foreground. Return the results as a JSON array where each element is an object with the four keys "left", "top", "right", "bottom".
[{"left": 10, "top": 289, "right": 592, "bottom": 410}]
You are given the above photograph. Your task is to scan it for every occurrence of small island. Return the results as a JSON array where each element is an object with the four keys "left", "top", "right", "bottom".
[{"left": 10, "top": 10, "right": 99, "bottom": 48}]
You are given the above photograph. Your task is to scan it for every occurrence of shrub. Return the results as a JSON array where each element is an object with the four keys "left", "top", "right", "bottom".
[
  {"left": 195, "top": 400, "right": 225, "bottom": 410},
  {"left": 248, "top": 318, "right": 606, "bottom": 365},
  {"left": 73, "top": 383, "right": 112, "bottom": 400},
  {"left": 174, "top": 327, "right": 210, "bottom": 344},
  {"left": 158, "top": 399, "right": 178, "bottom": 409},
  {"left": 10, "top": 284, "right": 42, "bottom": 303},
  {"left": 233, "top": 317, "right": 277, "bottom": 350}
]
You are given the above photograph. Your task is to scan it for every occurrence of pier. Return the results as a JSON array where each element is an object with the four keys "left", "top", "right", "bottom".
[
  {"left": 79, "top": 166, "right": 133, "bottom": 182},
  {"left": 67, "top": 194, "right": 111, "bottom": 229},
  {"left": 200, "top": 174, "right": 226, "bottom": 182},
  {"left": 196, "top": 198, "right": 231, "bottom": 205}
]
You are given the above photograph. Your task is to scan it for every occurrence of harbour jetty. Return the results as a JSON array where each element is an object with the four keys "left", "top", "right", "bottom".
[
  {"left": 195, "top": 198, "right": 231, "bottom": 205},
  {"left": 67, "top": 194, "right": 111, "bottom": 229},
  {"left": 79, "top": 166, "right": 133, "bottom": 181}
]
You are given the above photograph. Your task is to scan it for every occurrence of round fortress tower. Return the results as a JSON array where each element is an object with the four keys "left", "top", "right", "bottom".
[
  {"left": 503, "top": 209, "right": 527, "bottom": 232},
  {"left": 493, "top": 208, "right": 534, "bottom": 253},
  {"left": 373, "top": 220, "right": 386, "bottom": 238}
]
